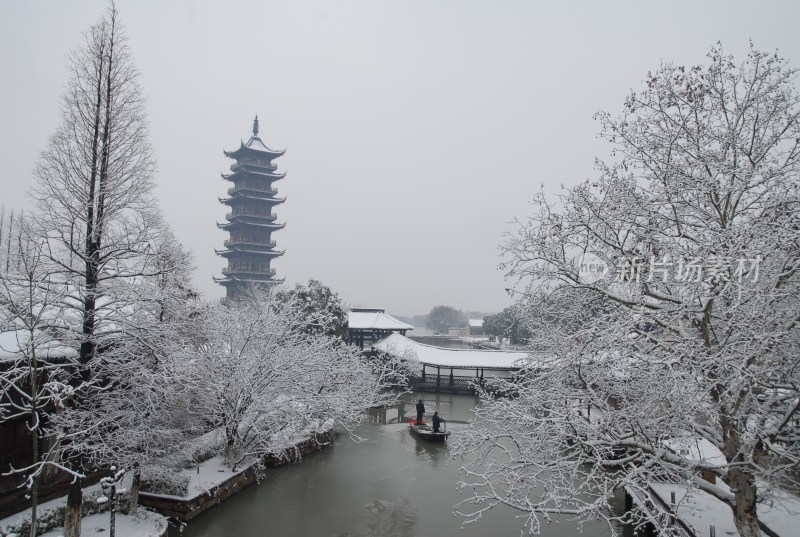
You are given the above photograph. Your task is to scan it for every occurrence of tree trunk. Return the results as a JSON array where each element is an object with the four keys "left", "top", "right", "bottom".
[
  {"left": 729, "top": 467, "right": 760, "bottom": 537},
  {"left": 29, "top": 345, "right": 39, "bottom": 537},
  {"left": 128, "top": 466, "right": 140, "bottom": 514},
  {"left": 64, "top": 479, "right": 82, "bottom": 537},
  {"left": 80, "top": 293, "right": 97, "bottom": 366},
  {"left": 29, "top": 474, "right": 37, "bottom": 537},
  {"left": 226, "top": 436, "right": 236, "bottom": 470}
]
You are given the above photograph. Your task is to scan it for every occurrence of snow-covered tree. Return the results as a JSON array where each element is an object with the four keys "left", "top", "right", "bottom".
[
  {"left": 272, "top": 279, "right": 348, "bottom": 338},
  {"left": 24, "top": 6, "right": 193, "bottom": 532},
  {"left": 29, "top": 3, "right": 163, "bottom": 369},
  {"left": 454, "top": 45, "right": 800, "bottom": 537},
  {"left": 0, "top": 217, "right": 82, "bottom": 537},
  {"left": 426, "top": 305, "right": 466, "bottom": 335},
  {"left": 482, "top": 306, "right": 531, "bottom": 344},
  {"left": 176, "top": 288, "right": 401, "bottom": 470},
  {"left": 48, "top": 230, "right": 199, "bottom": 513}
]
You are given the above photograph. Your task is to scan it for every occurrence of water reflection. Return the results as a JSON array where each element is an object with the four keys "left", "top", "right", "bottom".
[
  {"left": 342, "top": 497, "right": 418, "bottom": 537},
  {"left": 412, "top": 436, "right": 448, "bottom": 468}
]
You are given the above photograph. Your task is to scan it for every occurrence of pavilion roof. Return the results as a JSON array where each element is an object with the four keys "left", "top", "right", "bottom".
[{"left": 348, "top": 309, "right": 413, "bottom": 331}]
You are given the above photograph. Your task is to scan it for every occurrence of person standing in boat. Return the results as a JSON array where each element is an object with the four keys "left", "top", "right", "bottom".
[
  {"left": 432, "top": 412, "right": 442, "bottom": 433},
  {"left": 415, "top": 399, "right": 425, "bottom": 425}
]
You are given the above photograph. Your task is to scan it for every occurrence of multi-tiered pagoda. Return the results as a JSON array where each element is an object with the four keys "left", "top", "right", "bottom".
[{"left": 215, "top": 116, "right": 285, "bottom": 299}]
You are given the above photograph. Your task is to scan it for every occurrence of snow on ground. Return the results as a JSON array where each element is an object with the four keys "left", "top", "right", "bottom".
[
  {"left": 182, "top": 456, "right": 239, "bottom": 499},
  {"left": 0, "top": 472, "right": 168, "bottom": 537},
  {"left": 0, "top": 475, "right": 120, "bottom": 535},
  {"left": 650, "top": 482, "right": 737, "bottom": 536},
  {"left": 142, "top": 456, "right": 242, "bottom": 501},
  {"left": 37, "top": 509, "right": 166, "bottom": 537},
  {"left": 755, "top": 485, "right": 800, "bottom": 537},
  {"left": 650, "top": 482, "right": 799, "bottom": 537}
]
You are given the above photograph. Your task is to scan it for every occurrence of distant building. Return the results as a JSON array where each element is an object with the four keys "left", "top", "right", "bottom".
[
  {"left": 215, "top": 116, "right": 286, "bottom": 300},
  {"left": 447, "top": 327, "right": 469, "bottom": 337},
  {"left": 468, "top": 318, "right": 484, "bottom": 336}
]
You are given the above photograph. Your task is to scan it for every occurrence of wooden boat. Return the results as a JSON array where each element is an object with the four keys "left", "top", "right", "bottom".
[{"left": 409, "top": 421, "right": 450, "bottom": 442}]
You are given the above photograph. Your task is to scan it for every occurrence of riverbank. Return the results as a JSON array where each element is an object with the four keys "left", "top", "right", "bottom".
[
  {"left": 38, "top": 510, "right": 167, "bottom": 537},
  {"left": 0, "top": 428, "right": 336, "bottom": 535},
  {"left": 139, "top": 429, "right": 336, "bottom": 522},
  {"left": 138, "top": 428, "right": 337, "bottom": 522}
]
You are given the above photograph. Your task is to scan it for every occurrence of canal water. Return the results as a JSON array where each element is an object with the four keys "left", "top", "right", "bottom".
[{"left": 174, "top": 392, "right": 620, "bottom": 537}]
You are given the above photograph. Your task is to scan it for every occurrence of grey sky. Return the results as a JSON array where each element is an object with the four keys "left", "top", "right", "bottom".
[{"left": 2, "top": 1, "right": 799, "bottom": 317}]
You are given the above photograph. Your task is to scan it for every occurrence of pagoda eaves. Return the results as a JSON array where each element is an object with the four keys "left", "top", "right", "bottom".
[
  {"left": 223, "top": 136, "right": 285, "bottom": 161},
  {"left": 216, "top": 116, "right": 286, "bottom": 300}
]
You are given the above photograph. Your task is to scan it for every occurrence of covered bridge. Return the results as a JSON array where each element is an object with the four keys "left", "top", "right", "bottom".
[{"left": 374, "top": 333, "right": 529, "bottom": 393}]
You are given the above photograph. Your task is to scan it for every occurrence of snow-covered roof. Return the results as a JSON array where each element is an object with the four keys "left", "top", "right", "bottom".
[
  {"left": 244, "top": 135, "right": 281, "bottom": 154},
  {"left": 648, "top": 481, "right": 799, "bottom": 537},
  {"left": 662, "top": 436, "right": 726, "bottom": 468},
  {"left": 0, "top": 329, "right": 77, "bottom": 361},
  {"left": 218, "top": 218, "right": 286, "bottom": 229},
  {"left": 468, "top": 319, "right": 483, "bottom": 327},
  {"left": 224, "top": 135, "right": 285, "bottom": 161},
  {"left": 348, "top": 310, "right": 413, "bottom": 331},
  {"left": 649, "top": 482, "right": 735, "bottom": 536},
  {"left": 374, "top": 332, "right": 528, "bottom": 369},
  {"left": 222, "top": 168, "right": 287, "bottom": 181}
]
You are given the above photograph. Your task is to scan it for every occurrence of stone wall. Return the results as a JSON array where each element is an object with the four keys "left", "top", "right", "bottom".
[
  {"left": 138, "top": 466, "right": 258, "bottom": 522},
  {"left": 138, "top": 429, "right": 337, "bottom": 522}
]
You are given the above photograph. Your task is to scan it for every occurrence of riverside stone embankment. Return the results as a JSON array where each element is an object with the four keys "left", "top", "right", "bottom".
[{"left": 138, "top": 429, "right": 337, "bottom": 522}]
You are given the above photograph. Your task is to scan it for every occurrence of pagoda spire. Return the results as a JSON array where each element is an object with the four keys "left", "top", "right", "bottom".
[{"left": 253, "top": 115, "right": 259, "bottom": 137}]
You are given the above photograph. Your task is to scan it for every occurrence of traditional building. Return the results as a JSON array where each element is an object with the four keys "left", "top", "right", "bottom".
[
  {"left": 347, "top": 307, "right": 414, "bottom": 349},
  {"left": 215, "top": 116, "right": 286, "bottom": 299}
]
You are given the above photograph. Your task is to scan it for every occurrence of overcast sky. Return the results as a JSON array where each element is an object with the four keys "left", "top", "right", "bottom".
[{"left": 2, "top": 1, "right": 800, "bottom": 317}]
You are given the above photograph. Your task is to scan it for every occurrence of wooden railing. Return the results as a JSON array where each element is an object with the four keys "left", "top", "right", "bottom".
[
  {"left": 221, "top": 268, "right": 276, "bottom": 276},
  {"left": 224, "top": 239, "right": 277, "bottom": 248},
  {"left": 228, "top": 186, "right": 278, "bottom": 195},
  {"left": 226, "top": 212, "right": 277, "bottom": 220},
  {"left": 230, "top": 160, "right": 277, "bottom": 171}
]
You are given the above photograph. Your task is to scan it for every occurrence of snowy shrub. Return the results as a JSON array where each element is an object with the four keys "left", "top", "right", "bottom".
[
  {"left": 139, "top": 466, "right": 190, "bottom": 497},
  {"left": 170, "top": 431, "right": 222, "bottom": 470}
]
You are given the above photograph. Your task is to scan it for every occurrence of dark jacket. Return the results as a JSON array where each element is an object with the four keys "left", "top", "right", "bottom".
[
  {"left": 416, "top": 401, "right": 425, "bottom": 415},
  {"left": 432, "top": 414, "right": 442, "bottom": 430}
]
